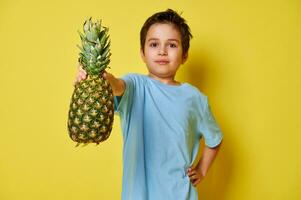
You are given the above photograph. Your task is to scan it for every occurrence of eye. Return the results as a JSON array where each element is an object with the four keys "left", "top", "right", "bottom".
[
  {"left": 150, "top": 42, "right": 158, "bottom": 47},
  {"left": 169, "top": 43, "right": 177, "bottom": 48}
]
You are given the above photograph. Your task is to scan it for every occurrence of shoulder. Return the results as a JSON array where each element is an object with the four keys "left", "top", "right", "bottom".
[
  {"left": 184, "top": 83, "right": 208, "bottom": 101},
  {"left": 120, "top": 73, "right": 147, "bottom": 89},
  {"left": 183, "top": 83, "right": 210, "bottom": 114}
]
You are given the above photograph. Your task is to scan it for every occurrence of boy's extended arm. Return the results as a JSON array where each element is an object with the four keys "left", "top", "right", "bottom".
[
  {"left": 196, "top": 141, "right": 222, "bottom": 177},
  {"left": 102, "top": 71, "right": 125, "bottom": 96}
]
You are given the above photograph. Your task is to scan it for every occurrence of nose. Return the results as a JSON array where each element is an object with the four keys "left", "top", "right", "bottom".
[{"left": 158, "top": 47, "right": 167, "bottom": 56}]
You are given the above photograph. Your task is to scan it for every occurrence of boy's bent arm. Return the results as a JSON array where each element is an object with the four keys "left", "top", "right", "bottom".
[
  {"left": 196, "top": 141, "right": 222, "bottom": 177},
  {"left": 102, "top": 71, "right": 125, "bottom": 96}
]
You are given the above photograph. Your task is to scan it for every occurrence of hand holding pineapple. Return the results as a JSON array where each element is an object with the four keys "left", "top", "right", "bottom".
[
  {"left": 73, "top": 63, "right": 87, "bottom": 86},
  {"left": 73, "top": 63, "right": 125, "bottom": 96}
]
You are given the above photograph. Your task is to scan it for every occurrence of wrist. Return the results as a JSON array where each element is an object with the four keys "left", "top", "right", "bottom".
[{"left": 196, "top": 163, "right": 207, "bottom": 178}]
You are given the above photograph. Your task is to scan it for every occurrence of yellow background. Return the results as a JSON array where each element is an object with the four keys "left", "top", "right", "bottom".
[{"left": 0, "top": 0, "right": 300, "bottom": 199}]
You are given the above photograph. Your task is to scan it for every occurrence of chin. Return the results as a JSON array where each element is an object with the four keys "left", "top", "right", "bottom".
[
  {"left": 149, "top": 70, "right": 173, "bottom": 78},
  {"left": 147, "top": 64, "right": 175, "bottom": 77}
]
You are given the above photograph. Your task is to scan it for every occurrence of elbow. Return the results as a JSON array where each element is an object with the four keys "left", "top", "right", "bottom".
[{"left": 206, "top": 139, "right": 223, "bottom": 149}]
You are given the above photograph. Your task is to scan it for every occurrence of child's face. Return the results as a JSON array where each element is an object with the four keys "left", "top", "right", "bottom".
[{"left": 140, "top": 23, "right": 187, "bottom": 79}]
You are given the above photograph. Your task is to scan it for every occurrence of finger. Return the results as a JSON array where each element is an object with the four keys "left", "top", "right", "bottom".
[
  {"left": 103, "top": 71, "right": 113, "bottom": 81},
  {"left": 77, "top": 76, "right": 82, "bottom": 82},
  {"left": 79, "top": 69, "right": 87, "bottom": 76},
  {"left": 81, "top": 69, "right": 87, "bottom": 75},
  {"left": 189, "top": 169, "right": 197, "bottom": 174},
  {"left": 187, "top": 167, "right": 195, "bottom": 173},
  {"left": 102, "top": 71, "right": 107, "bottom": 78},
  {"left": 189, "top": 176, "right": 197, "bottom": 183},
  {"left": 103, "top": 70, "right": 110, "bottom": 77},
  {"left": 193, "top": 179, "right": 201, "bottom": 186},
  {"left": 190, "top": 174, "right": 199, "bottom": 180},
  {"left": 195, "top": 179, "right": 201, "bottom": 185},
  {"left": 80, "top": 73, "right": 86, "bottom": 79},
  {"left": 188, "top": 170, "right": 197, "bottom": 177},
  {"left": 78, "top": 64, "right": 86, "bottom": 74},
  {"left": 79, "top": 69, "right": 85, "bottom": 74},
  {"left": 79, "top": 69, "right": 86, "bottom": 76},
  {"left": 73, "top": 78, "right": 79, "bottom": 86},
  {"left": 195, "top": 178, "right": 200, "bottom": 183}
]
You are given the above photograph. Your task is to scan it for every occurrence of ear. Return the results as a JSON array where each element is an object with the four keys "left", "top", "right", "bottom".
[
  {"left": 140, "top": 48, "right": 146, "bottom": 63},
  {"left": 181, "top": 53, "right": 188, "bottom": 64}
]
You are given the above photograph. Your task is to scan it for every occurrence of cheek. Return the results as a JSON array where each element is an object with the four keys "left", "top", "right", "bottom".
[
  {"left": 169, "top": 51, "right": 183, "bottom": 63},
  {"left": 146, "top": 47, "right": 156, "bottom": 54},
  {"left": 144, "top": 50, "right": 156, "bottom": 61}
]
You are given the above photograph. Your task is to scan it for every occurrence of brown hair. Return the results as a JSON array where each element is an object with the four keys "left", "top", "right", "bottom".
[{"left": 140, "top": 8, "right": 193, "bottom": 58}]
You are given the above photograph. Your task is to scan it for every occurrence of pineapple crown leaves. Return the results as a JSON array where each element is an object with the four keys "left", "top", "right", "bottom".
[{"left": 77, "top": 17, "right": 112, "bottom": 75}]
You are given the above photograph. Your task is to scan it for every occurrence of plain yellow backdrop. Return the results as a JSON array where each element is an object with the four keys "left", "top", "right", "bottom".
[{"left": 0, "top": 0, "right": 300, "bottom": 199}]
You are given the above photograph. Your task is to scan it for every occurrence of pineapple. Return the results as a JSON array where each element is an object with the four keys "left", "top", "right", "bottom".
[{"left": 67, "top": 17, "right": 113, "bottom": 147}]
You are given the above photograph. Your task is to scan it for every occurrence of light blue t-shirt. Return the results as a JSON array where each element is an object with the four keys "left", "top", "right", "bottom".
[{"left": 114, "top": 73, "right": 223, "bottom": 200}]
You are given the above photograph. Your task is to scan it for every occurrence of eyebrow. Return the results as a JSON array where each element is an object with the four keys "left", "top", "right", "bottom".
[{"left": 147, "top": 38, "right": 180, "bottom": 43}]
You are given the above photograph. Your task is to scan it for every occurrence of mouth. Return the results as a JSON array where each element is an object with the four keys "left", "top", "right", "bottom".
[{"left": 155, "top": 60, "right": 169, "bottom": 65}]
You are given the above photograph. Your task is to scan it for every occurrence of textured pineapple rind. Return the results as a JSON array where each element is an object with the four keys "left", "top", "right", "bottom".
[{"left": 67, "top": 74, "right": 114, "bottom": 146}]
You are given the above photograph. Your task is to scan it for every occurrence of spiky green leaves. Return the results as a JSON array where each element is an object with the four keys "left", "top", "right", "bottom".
[{"left": 77, "top": 17, "right": 111, "bottom": 75}]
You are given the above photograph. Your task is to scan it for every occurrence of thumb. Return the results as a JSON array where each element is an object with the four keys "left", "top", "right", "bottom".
[
  {"left": 102, "top": 71, "right": 115, "bottom": 85},
  {"left": 102, "top": 70, "right": 111, "bottom": 79}
]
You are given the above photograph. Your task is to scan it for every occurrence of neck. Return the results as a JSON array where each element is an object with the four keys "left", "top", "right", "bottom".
[{"left": 147, "top": 73, "right": 181, "bottom": 86}]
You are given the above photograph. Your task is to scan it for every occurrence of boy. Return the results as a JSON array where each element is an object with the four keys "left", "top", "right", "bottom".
[{"left": 74, "top": 8, "right": 223, "bottom": 200}]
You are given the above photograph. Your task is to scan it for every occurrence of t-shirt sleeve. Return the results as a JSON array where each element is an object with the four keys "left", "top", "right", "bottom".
[
  {"left": 198, "top": 96, "right": 224, "bottom": 148},
  {"left": 113, "top": 73, "right": 135, "bottom": 116}
]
